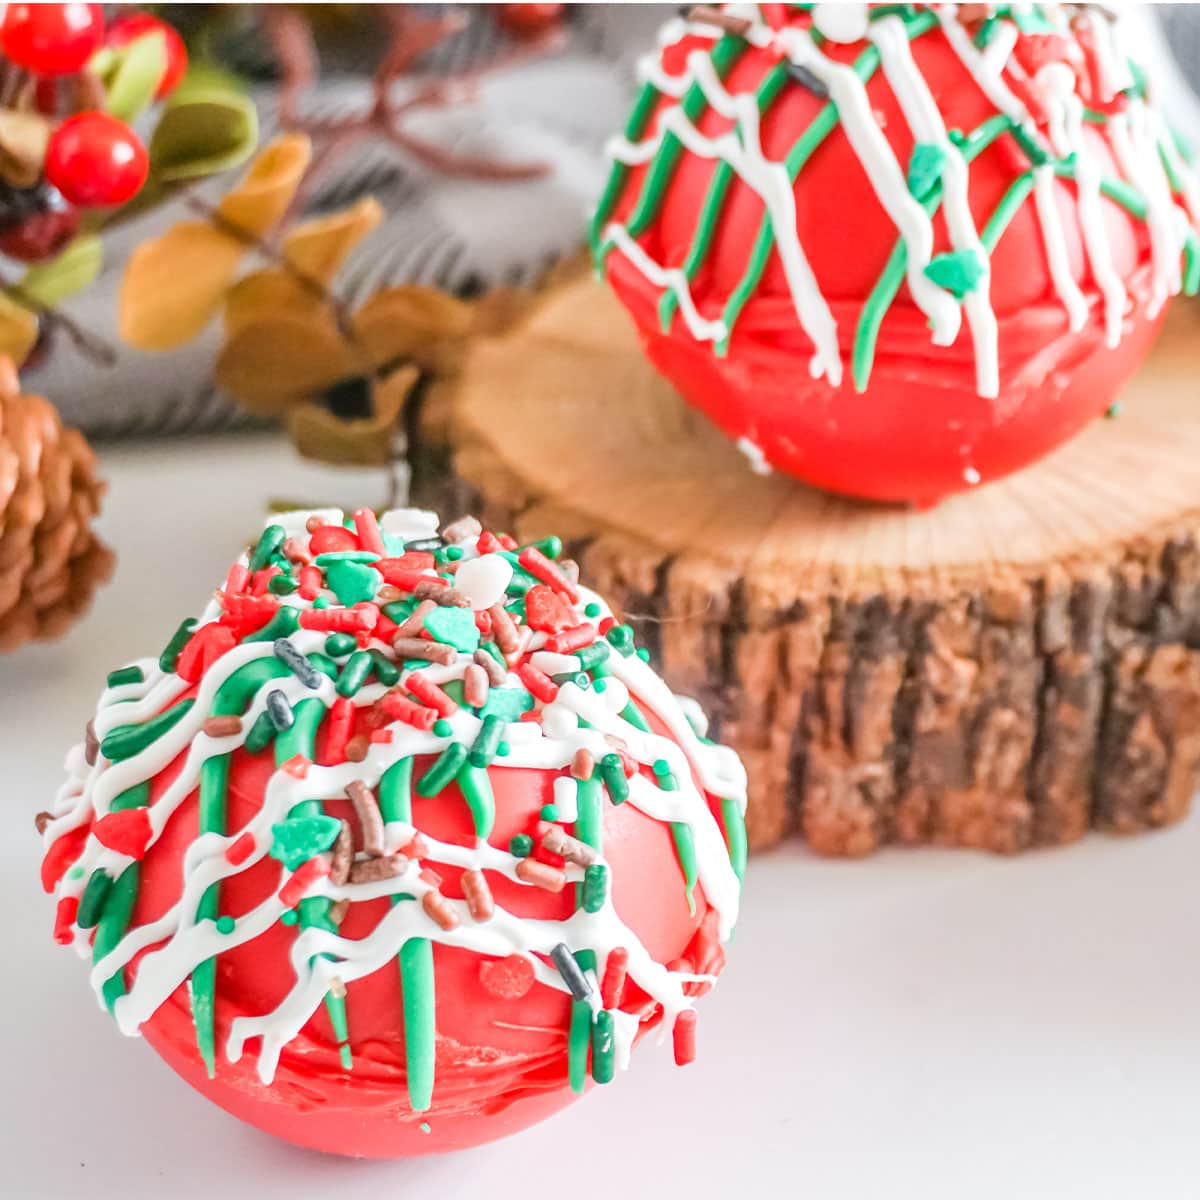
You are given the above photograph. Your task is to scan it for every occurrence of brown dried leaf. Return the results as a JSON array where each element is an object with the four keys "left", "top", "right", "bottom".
[
  {"left": 223, "top": 268, "right": 323, "bottom": 338},
  {"left": 217, "top": 133, "right": 311, "bottom": 239},
  {"left": 0, "top": 111, "right": 51, "bottom": 188},
  {"left": 287, "top": 365, "right": 417, "bottom": 466},
  {"left": 119, "top": 221, "right": 243, "bottom": 350},
  {"left": 282, "top": 198, "right": 383, "bottom": 285},
  {"left": 215, "top": 311, "right": 360, "bottom": 415},
  {"left": 353, "top": 285, "right": 475, "bottom": 374}
]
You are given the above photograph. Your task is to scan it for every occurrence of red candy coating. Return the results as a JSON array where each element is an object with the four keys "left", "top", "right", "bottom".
[{"left": 1, "top": 3, "right": 103, "bottom": 76}]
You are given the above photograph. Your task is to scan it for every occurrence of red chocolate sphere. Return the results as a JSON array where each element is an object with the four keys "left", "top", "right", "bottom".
[
  {"left": 40, "top": 508, "right": 746, "bottom": 1158},
  {"left": 594, "top": 4, "right": 1200, "bottom": 503}
]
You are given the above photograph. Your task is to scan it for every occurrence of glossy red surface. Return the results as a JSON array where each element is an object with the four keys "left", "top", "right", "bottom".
[{"left": 603, "top": 20, "right": 1169, "bottom": 504}]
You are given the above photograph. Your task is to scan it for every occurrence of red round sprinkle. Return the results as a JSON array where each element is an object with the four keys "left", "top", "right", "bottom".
[{"left": 478, "top": 954, "right": 535, "bottom": 999}]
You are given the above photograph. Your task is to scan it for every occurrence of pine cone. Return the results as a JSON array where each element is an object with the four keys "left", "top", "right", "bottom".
[{"left": 0, "top": 359, "right": 113, "bottom": 652}]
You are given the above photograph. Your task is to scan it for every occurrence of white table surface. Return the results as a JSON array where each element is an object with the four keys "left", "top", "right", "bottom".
[{"left": 5, "top": 433, "right": 1200, "bottom": 1199}]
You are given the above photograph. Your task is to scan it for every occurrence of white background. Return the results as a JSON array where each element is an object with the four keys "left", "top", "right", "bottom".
[{"left": 4, "top": 434, "right": 1200, "bottom": 1199}]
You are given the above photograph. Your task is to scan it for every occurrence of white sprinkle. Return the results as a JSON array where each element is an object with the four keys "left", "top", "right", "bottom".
[
  {"left": 454, "top": 553, "right": 513, "bottom": 611},
  {"left": 736, "top": 436, "right": 772, "bottom": 476}
]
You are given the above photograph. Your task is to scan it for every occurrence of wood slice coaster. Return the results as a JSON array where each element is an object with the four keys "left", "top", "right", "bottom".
[{"left": 412, "top": 273, "right": 1200, "bottom": 856}]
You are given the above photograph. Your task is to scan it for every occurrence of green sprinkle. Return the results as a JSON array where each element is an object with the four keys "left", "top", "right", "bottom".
[
  {"left": 422, "top": 606, "right": 480, "bottom": 653},
  {"left": 77, "top": 869, "right": 113, "bottom": 929},
  {"left": 457, "top": 763, "right": 496, "bottom": 839},
  {"left": 324, "top": 632, "right": 356, "bottom": 657},
  {"left": 382, "top": 598, "right": 418, "bottom": 624},
  {"left": 268, "top": 573, "right": 299, "bottom": 595},
  {"left": 281, "top": 909, "right": 299, "bottom": 926},
  {"left": 215, "top": 915, "right": 236, "bottom": 935},
  {"left": 442, "top": 545, "right": 464, "bottom": 561},
  {"left": 670, "top": 822, "right": 699, "bottom": 914},
  {"left": 244, "top": 711, "right": 275, "bottom": 754},
  {"left": 313, "top": 595, "right": 331, "bottom": 609},
  {"left": 924, "top": 248, "right": 984, "bottom": 298},
  {"left": 243, "top": 606, "right": 300, "bottom": 643},
  {"left": 584, "top": 602, "right": 602, "bottom": 618},
  {"left": 433, "top": 718, "right": 453, "bottom": 738},
  {"left": 575, "top": 641, "right": 610, "bottom": 673},
  {"left": 100, "top": 699, "right": 195, "bottom": 762},
  {"left": 106, "top": 665, "right": 144, "bottom": 688},
  {"left": 605, "top": 624, "right": 636, "bottom": 656},
  {"left": 159, "top": 618, "right": 196, "bottom": 673},
  {"left": 479, "top": 687, "right": 534, "bottom": 721},
  {"left": 324, "top": 560, "right": 382, "bottom": 607},
  {"left": 67, "top": 866, "right": 85, "bottom": 881},
  {"left": 469, "top": 715, "right": 504, "bottom": 768},
  {"left": 593, "top": 678, "right": 607, "bottom": 692},
  {"left": 313, "top": 550, "right": 379, "bottom": 565},
  {"left": 336, "top": 650, "right": 373, "bottom": 697},
  {"left": 95, "top": 863, "right": 139, "bottom": 1011},
  {"left": 509, "top": 833, "right": 533, "bottom": 858},
  {"left": 592, "top": 1008, "right": 615, "bottom": 1084},
  {"left": 249, "top": 524, "right": 286, "bottom": 572},
  {"left": 497, "top": 741, "right": 510, "bottom": 756},
  {"left": 621, "top": 700, "right": 652, "bottom": 732},
  {"left": 636, "top": 648, "right": 651, "bottom": 662},
  {"left": 529, "top": 535, "right": 562, "bottom": 559},
  {"left": 541, "top": 804, "right": 559, "bottom": 822},
  {"left": 582, "top": 863, "right": 608, "bottom": 913},
  {"left": 907, "top": 141, "right": 946, "bottom": 200},
  {"left": 659, "top": 772, "right": 680, "bottom": 792},
  {"left": 653, "top": 758, "right": 671, "bottom": 777},
  {"left": 420, "top": 1122, "right": 431, "bottom": 1134},
  {"left": 269, "top": 814, "right": 342, "bottom": 869},
  {"left": 368, "top": 648, "right": 400, "bottom": 686},
  {"left": 417, "top": 743, "right": 468, "bottom": 796},
  {"left": 601, "top": 753, "right": 629, "bottom": 804}
]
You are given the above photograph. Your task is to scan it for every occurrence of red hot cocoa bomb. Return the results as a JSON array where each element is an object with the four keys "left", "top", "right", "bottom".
[
  {"left": 593, "top": 3, "right": 1200, "bottom": 503},
  {"left": 39, "top": 508, "right": 746, "bottom": 1158}
]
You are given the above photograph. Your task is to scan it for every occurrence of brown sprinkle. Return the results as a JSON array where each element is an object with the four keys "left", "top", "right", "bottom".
[
  {"left": 541, "top": 825, "right": 597, "bottom": 868},
  {"left": 571, "top": 748, "right": 595, "bottom": 781},
  {"left": 687, "top": 4, "right": 752, "bottom": 36},
  {"left": 488, "top": 603, "right": 520, "bottom": 655},
  {"left": 203, "top": 715, "right": 243, "bottom": 738},
  {"left": 345, "top": 780, "right": 385, "bottom": 857},
  {"left": 461, "top": 868, "right": 495, "bottom": 922},
  {"left": 305, "top": 515, "right": 325, "bottom": 532},
  {"left": 442, "top": 515, "right": 482, "bottom": 544},
  {"left": 349, "top": 853, "right": 410, "bottom": 884},
  {"left": 35, "top": 810, "right": 52, "bottom": 835},
  {"left": 392, "top": 599, "right": 437, "bottom": 639},
  {"left": 328, "top": 898, "right": 350, "bottom": 928},
  {"left": 344, "top": 734, "right": 369, "bottom": 763},
  {"left": 377, "top": 584, "right": 407, "bottom": 604},
  {"left": 85, "top": 720, "right": 98, "bottom": 766},
  {"left": 329, "top": 819, "right": 353, "bottom": 886},
  {"left": 282, "top": 537, "right": 311, "bottom": 564},
  {"left": 515, "top": 858, "right": 567, "bottom": 893},
  {"left": 422, "top": 889, "right": 459, "bottom": 931},
  {"left": 390, "top": 637, "right": 455, "bottom": 666},
  {"left": 463, "top": 663, "right": 490, "bottom": 708},
  {"left": 473, "top": 647, "right": 507, "bottom": 687},
  {"left": 413, "top": 580, "right": 469, "bottom": 608}
]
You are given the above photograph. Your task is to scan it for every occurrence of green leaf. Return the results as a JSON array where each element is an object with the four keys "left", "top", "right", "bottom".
[
  {"left": 19, "top": 236, "right": 103, "bottom": 307},
  {"left": 148, "top": 65, "right": 258, "bottom": 183},
  {"left": 102, "top": 31, "right": 168, "bottom": 122},
  {"left": 924, "top": 249, "right": 985, "bottom": 300}
]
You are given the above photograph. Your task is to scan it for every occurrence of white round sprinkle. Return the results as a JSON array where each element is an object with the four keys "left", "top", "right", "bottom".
[
  {"left": 813, "top": 2, "right": 867, "bottom": 43},
  {"left": 454, "top": 553, "right": 513, "bottom": 611}
]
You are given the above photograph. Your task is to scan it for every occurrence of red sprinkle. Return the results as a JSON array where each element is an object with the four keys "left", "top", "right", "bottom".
[
  {"left": 545, "top": 623, "right": 596, "bottom": 655},
  {"left": 525, "top": 585, "right": 577, "bottom": 634},
  {"left": 93, "top": 807, "right": 153, "bottom": 860},
  {"left": 673, "top": 1010, "right": 697, "bottom": 1066},
  {"left": 476, "top": 530, "right": 502, "bottom": 554},
  {"left": 601, "top": 947, "right": 629, "bottom": 1009},
  {"left": 519, "top": 709, "right": 543, "bottom": 724},
  {"left": 225, "top": 832, "right": 257, "bottom": 866},
  {"left": 224, "top": 563, "right": 250, "bottom": 595},
  {"left": 353, "top": 507, "right": 385, "bottom": 556},
  {"left": 478, "top": 954, "right": 535, "bottom": 999},
  {"left": 298, "top": 565, "right": 323, "bottom": 601},
  {"left": 518, "top": 546, "right": 579, "bottom": 603},
  {"left": 420, "top": 867, "right": 444, "bottom": 888},
  {"left": 309, "top": 524, "right": 359, "bottom": 555},
  {"left": 376, "top": 562, "right": 436, "bottom": 591},
  {"left": 497, "top": 533, "right": 518, "bottom": 551},
  {"left": 374, "top": 613, "right": 399, "bottom": 642},
  {"left": 217, "top": 592, "right": 279, "bottom": 639},
  {"left": 322, "top": 697, "right": 354, "bottom": 765},
  {"left": 461, "top": 868, "right": 494, "bottom": 921},
  {"left": 598, "top": 616, "right": 617, "bottom": 635},
  {"left": 517, "top": 662, "right": 559, "bottom": 704},
  {"left": 299, "top": 607, "right": 375, "bottom": 633},
  {"left": 380, "top": 691, "right": 437, "bottom": 731},
  {"left": 281, "top": 755, "right": 310, "bottom": 779},
  {"left": 422, "top": 890, "right": 459, "bottom": 931},
  {"left": 379, "top": 551, "right": 436, "bottom": 574},
  {"left": 41, "top": 824, "right": 89, "bottom": 893},
  {"left": 370, "top": 728, "right": 394, "bottom": 744},
  {"left": 53, "top": 896, "right": 79, "bottom": 945},
  {"left": 177, "top": 622, "right": 237, "bottom": 683},
  {"left": 515, "top": 857, "right": 566, "bottom": 892},
  {"left": 283, "top": 537, "right": 311, "bottom": 564},
  {"left": 252, "top": 565, "right": 281, "bottom": 596},
  {"left": 474, "top": 609, "right": 493, "bottom": 637},
  {"left": 407, "top": 671, "right": 458, "bottom": 717},
  {"left": 279, "top": 856, "right": 330, "bottom": 908}
]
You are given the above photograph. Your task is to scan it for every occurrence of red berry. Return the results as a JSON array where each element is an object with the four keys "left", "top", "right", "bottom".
[
  {"left": 496, "top": 4, "right": 565, "bottom": 37},
  {"left": 45, "top": 112, "right": 148, "bottom": 208},
  {"left": 1, "top": 4, "right": 104, "bottom": 76},
  {"left": 106, "top": 13, "right": 188, "bottom": 99},
  {"left": 0, "top": 197, "right": 79, "bottom": 262}
]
